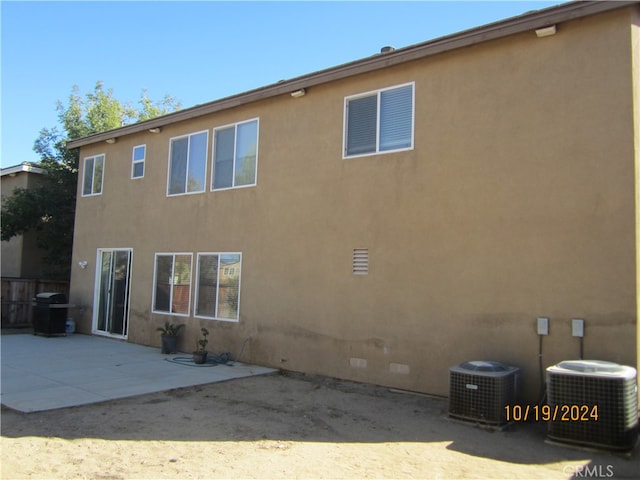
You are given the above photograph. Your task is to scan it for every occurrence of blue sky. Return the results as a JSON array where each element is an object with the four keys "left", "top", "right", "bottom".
[{"left": 1, "top": 1, "right": 563, "bottom": 168}]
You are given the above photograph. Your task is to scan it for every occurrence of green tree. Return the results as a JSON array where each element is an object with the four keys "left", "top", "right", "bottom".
[
  {"left": 1, "top": 81, "right": 181, "bottom": 279},
  {"left": 137, "top": 88, "right": 181, "bottom": 122}
]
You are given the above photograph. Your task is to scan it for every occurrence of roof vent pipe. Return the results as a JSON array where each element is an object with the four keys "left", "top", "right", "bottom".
[{"left": 380, "top": 46, "right": 395, "bottom": 54}]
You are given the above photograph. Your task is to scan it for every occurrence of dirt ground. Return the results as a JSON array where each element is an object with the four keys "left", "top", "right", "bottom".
[{"left": 1, "top": 370, "right": 638, "bottom": 480}]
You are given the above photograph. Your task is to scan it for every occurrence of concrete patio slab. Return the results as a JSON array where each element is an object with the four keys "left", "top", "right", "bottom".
[{"left": 0, "top": 333, "right": 277, "bottom": 413}]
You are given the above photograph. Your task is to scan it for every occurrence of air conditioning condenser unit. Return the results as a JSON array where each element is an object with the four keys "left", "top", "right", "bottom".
[
  {"left": 546, "top": 360, "right": 638, "bottom": 451},
  {"left": 449, "top": 360, "right": 519, "bottom": 426}
]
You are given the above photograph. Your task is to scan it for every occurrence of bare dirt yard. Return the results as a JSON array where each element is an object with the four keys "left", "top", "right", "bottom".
[{"left": 1, "top": 371, "right": 638, "bottom": 480}]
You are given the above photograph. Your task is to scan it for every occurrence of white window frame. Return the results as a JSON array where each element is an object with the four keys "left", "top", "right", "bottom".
[
  {"left": 211, "top": 118, "right": 259, "bottom": 191},
  {"left": 194, "top": 252, "right": 242, "bottom": 322},
  {"left": 166, "top": 130, "right": 209, "bottom": 196},
  {"left": 131, "top": 144, "right": 146, "bottom": 179},
  {"left": 342, "top": 82, "right": 415, "bottom": 159},
  {"left": 152, "top": 252, "right": 193, "bottom": 317},
  {"left": 82, "top": 154, "right": 105, "bottom": 196}
]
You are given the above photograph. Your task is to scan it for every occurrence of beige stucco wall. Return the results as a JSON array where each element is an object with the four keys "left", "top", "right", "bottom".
[
  {"left": 1, "top": 170, "right": 48, "bottom": 278},
  {"left": 70, "top": 7, "right": 638, "bottom": 402},
  {"left": 632, "top": 4, "right": 640, "bottom": 390}
]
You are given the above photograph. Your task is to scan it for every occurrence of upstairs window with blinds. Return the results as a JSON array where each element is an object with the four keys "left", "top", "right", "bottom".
[{"left": 344, "top": 83, "right": 414, "bottom": 158}]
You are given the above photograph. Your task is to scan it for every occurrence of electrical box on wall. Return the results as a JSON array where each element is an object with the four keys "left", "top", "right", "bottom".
[
  {"left": 537, "top": 317, "right": 549, "bottom": 335},
  {"left": 572, "top": 319, "right": 584, "bottom": 337}
]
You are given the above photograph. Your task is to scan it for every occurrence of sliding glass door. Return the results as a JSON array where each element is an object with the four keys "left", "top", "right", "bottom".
[{"left": 94, "top": 249, "right": 132, "bottom": 337}]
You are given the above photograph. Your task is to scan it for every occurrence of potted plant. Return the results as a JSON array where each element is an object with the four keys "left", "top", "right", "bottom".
[
  {"left": 193, "top": 328, "right": 209, "bottom": 364},
  {"left": 156, "top": 321, "right": 184, "bottom": 354}
]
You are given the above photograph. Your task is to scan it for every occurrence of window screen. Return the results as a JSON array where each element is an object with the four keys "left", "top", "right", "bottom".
[{"left": 345, "top": 83, "right": 414, "bottom": 158}]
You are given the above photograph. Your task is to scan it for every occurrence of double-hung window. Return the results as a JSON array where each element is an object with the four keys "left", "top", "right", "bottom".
[
  {"left": 195, "top": 253, "right": 242, "bottom": 321},
  {"left": 82, "top": 154, "right": 105, "bottom": 196},
  {"left": 212, "top": 119, "right": 259, "bottom": 190},
  {"left": 132, "top": 145, "right": 145, "bottom": 179},
  {"left": 167, "top": 131, "right": 208, "bottom": 195},
  {"left": 152, "top": 253, "right": 193, "bottom": 316},
  {"left": 344, "top": 82, "right": 414, "bottom": 158}
]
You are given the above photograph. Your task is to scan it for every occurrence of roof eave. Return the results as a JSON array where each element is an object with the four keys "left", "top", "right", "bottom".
[
  {"left": 1, "top": 162, "right": 48, "bottom": 177},
  {"left": 66, "top": 0, "right": 637, "bottom": 150}
]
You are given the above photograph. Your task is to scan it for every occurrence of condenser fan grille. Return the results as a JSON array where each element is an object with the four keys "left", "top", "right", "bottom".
[
  {"left": 547, "top": 361, "right": 638, "bottom": 451},
  {"left": 449, "top": 361, "right": 519, "bottom": 425}
]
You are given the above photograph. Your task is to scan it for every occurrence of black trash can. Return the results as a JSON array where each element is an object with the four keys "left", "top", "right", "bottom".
[{"left": 33, "top": 292, "right": 68, "bottom": 336}]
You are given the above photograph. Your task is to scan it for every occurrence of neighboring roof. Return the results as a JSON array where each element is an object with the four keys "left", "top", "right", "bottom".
[
  {"left": 66, "top": 0, "right": 638, "bottom": 150},
  {"left": 1, "top": 162, "right": 48, "bottom": 177}
]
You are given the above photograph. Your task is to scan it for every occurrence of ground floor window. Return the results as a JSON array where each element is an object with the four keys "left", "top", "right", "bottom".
[
  {"left": 195, "top": 252, "right": 242, "bottom": 321},
  {"left": 152, "top": 253, "right": 193, "bottom": 316}
]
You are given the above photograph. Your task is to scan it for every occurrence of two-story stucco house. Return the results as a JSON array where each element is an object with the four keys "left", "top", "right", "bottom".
[
  {"left": 66, "top": 1, "right": 640, "bottom": 402},
  {"left": 1, "top": 162, "right": 49, "bottom": 278}
]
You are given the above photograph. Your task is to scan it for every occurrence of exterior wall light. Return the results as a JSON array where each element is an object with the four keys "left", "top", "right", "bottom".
[
  {"left": 535, "top": 25, "right": 557, "bottom": 37},
  {"left": 105, "top": 138, "right": 117, "bottom": 144},
  {"left": 290, "top": 88, "right": 306, "bottom": 98},
  {"left": 78, "top": 261, "right": 88, "bottom": 269},
  {"left": 148, "top": 127, "right": 161, "bottom": 133}
]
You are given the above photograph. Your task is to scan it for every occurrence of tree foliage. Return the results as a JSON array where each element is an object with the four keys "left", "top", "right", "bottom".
[{"left": 1, "top": 81, "right": 181, "bottom": 279}]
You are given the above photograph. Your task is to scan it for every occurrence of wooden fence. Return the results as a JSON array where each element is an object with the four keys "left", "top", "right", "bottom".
[{"left": 1, "top": 277, "right": 70, "bottom": 327}]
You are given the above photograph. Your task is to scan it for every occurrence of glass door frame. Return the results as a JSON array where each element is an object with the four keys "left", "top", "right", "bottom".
[{"left": 92, "top": 248, "right": 133, "bottom": 339}]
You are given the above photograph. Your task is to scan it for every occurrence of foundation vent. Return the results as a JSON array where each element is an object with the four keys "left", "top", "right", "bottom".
[{"left": 352, "top": 248, "right": 369, "bottom": 275}]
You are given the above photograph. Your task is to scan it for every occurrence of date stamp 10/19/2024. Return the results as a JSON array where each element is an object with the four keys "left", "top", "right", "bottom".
[{"left": 504, "top": 404, "right": 599, "bottom": 422}]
